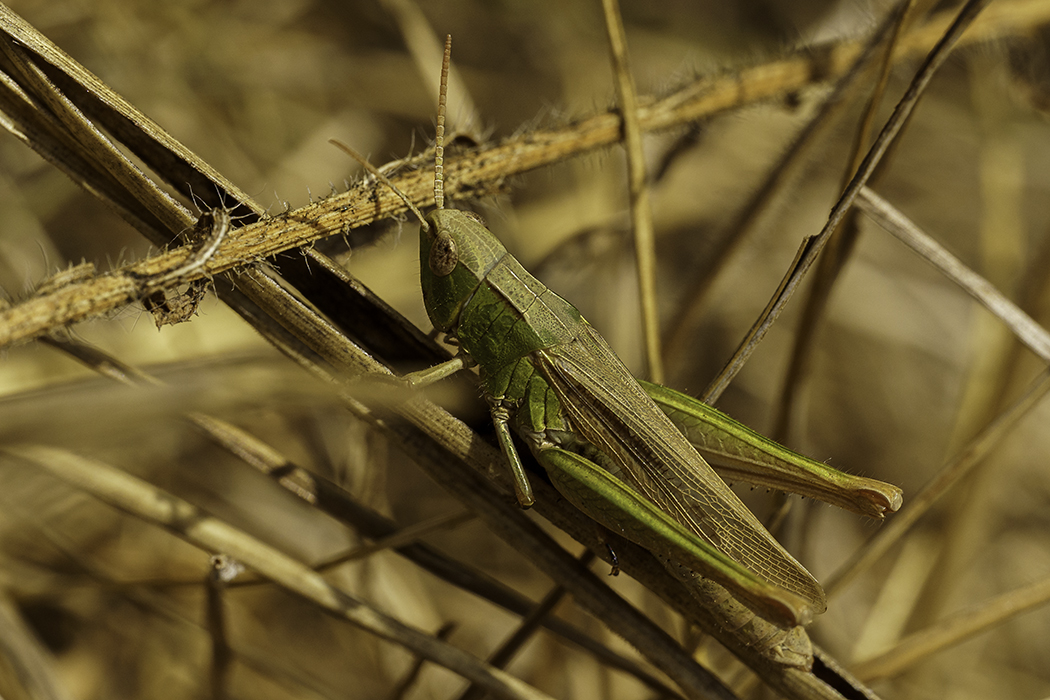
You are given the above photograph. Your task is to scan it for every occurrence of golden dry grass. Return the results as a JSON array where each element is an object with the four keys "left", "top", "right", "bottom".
[{"left": 2, "top": 1, "right": 1050, "bottom": 699}]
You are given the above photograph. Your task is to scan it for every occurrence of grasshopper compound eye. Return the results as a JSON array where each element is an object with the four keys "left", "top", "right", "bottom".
[{"left": 429, "top": 232, "right": 458, "bottom": 276}]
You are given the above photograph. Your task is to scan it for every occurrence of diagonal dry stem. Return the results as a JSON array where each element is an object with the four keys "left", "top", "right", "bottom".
[
  {"left": 851, "top": 575, "right": 1050, "bottom": 681},
  {"left": 825, "top": 368, "right": 1050, "bottom": 596},
  {"left": 1, "top": 0, "right": 1047, "bottom": 349},
  {"left": 856, "top": 187, "right": 1050, "bottom": 363},
  {"left": 700, "top": 0, "right": 992, "bottom": 404},
  {"left": 820, "top": 187, "right": 1050, "bottom": 594},
  {"left": 2, "top": 445, "right": 556, "bottom": 700},
  {"left": 662, "top": 0, "right": 912, "bottom": 369},
  {"left": 771, "top": 0, "right": 918, "bottom": 444}
]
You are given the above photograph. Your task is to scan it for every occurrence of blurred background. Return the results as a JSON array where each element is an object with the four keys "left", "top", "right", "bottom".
[{"left": 1, "top": 0, "right": 1050, "bottom": 698}]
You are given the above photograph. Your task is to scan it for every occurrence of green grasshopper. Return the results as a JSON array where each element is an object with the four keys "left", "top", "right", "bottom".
[{"left": 341, "top": 35, "right": 902, "bottom": 668}]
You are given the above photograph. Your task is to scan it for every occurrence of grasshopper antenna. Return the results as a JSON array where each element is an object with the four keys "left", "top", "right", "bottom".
[
  {"left": 329, "top": 36, "right": 452, "bottom": 231},
  {"left": 434, "top": 34, "right": 450, "bottom": 211},
  {"left": 328, "top": 139, "right": 430, "bottom": 233}
]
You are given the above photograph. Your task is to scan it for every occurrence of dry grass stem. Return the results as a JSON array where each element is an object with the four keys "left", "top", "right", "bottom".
[
  {"left": 600, "top": 0, "right": 663, "bottom": 383},
  {"left": 772, "top": 0, "right": 916, "bottom": 441},
  {"left": 663, "top": 0, "right": 911, "bottom": 368},
  {"left": 857, "top": 186, "right": 1050, "bottom": 362},
  {"left": 826, "top": 369, "right": 1050, "bottom": 595},
  {"left": 852, "top": 575, "right": 1050, "bottom": 681},
  {"left": 3, "top": 445, "right": 554, "bottom": 700},
  {"left": 456, "top": 555, "right": 586, "bottom": 700},
  {"left": 701, "top": 0, "right": 992, "bottom": 404},
  {"left": 0, "top": 0, "right": 1041, "bottom": 348}
]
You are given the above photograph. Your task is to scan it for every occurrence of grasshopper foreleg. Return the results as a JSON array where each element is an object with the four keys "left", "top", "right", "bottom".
[{"left": 399, "top": 354, "right": 475, "bottom": 389}]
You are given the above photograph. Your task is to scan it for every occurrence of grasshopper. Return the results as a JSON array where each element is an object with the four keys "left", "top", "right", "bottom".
[{"left": 341, "top": 35, "right": 902, "bottom": 668}]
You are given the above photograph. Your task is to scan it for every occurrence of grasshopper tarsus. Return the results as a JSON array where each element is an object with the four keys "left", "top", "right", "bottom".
[{"left": 605, "top": 543, "right": 620, "bottom": 576}]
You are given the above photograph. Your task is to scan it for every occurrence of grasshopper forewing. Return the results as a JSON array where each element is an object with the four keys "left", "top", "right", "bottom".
[{"left": 535, "top": 322, "right": 828, "bottom": 624}]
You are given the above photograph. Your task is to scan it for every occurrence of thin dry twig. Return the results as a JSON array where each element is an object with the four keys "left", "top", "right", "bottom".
[
  {"left": 206, "top": 555, "right": 234, "bottom": 700},
  {"left": 772, "top": 0, "right": 917, "bottom": 442},
  {"left": 856, "top": 187, "right": 1050, "bottom": 362},
  {"left": 457, "top": 552, "right": 596, "bottom": 700},
  {"left": 700, "top": 0, "right": 992, "bottom": 404},
  {"left": 3, "top": 444, "right": 555, "bottom": 700},
  {"left": 662, "top": 0, "right": 912, "bottom": 368},
  {"left": 851, "top": 575, "right": 1050, "bottom": 681},
  {"left": 825, "top": 368, "right": 1050, "bottom": 595},
  {"left": 0, "top": 0, "right": 1044, "bottom": 349},
  {"left": 313, "top": 510, "right": 476, "bottom": 571},
  {"left": 390, "top": 622, "right": 459, "bottom": 700}
]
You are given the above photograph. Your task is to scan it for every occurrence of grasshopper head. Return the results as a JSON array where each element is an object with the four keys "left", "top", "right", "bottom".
[{"left": 419, "top": 208, "right": 506, "bottom": 332}]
